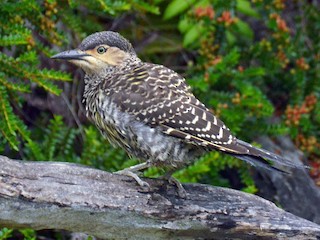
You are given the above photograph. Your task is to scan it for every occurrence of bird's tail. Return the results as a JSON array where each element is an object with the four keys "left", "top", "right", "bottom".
[{"left": 229, "top": 140, "right": 305, "bottom": 173}]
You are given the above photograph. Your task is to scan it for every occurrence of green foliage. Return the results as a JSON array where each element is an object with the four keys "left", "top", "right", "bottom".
[
  {"left": 80, "top": 126, "right": 130, "bottom": 171},
  {"left": 0, "top": 1, "right": 71, "bottom": 150},
  {"left": 0, "top": 228, "right": 52, "bottom": 240},
  {"left": 0, "top": 84, "right": 31, "bottom": 151},
  {"left": 0, "top": 0, "right": 159, "bottom": 151},
  {"left": 24, "top": 115, "right": 130, "bottom": 172},
  {"left": 1, "top": 0, "right": 320, "bottom": 237},
  {"left": 18, "top": 229, "right": 36, "bottom": 240},
  {"left": 25, "top": 115, "right": 77, "bottom": 161},
  {"left": 236, "top": 0, "right": 259, "bottom": 18},
  {"left": 0, "top": 228, "right": 13, "bottom": 240}
]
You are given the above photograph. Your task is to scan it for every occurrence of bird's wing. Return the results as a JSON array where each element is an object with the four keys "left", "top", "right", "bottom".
[
  {"left": 99, "top": 62, "right": 302, "bottom": 171},
  {"left": 101, "top": 62, "right": 304, "bottom": 171},
  {"left": 101, "top": 63, "right": 248, "bottom": 154}
]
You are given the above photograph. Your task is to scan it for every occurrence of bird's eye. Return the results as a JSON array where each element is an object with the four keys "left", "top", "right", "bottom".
[{"left": 97, "top": 46, "right": 107, "bottom": 54}]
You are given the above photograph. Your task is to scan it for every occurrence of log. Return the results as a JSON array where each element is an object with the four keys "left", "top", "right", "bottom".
[{"left": 0, "top": 155, "right": 319, "bottom": 239}]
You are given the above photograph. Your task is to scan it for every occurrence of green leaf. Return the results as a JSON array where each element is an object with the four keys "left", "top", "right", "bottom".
[
  {"left": 226, "top": 30, "right": 236, "bottom": 45},
  {"left": 19, "top": 228, "right": 36, "bottom": 240},
  {"left": 242, "top": 67, "right": 266, "bottom": 77},
  {"left": 214, "top": 48, "right": 240, "bottom": 70},
  {"left": 0, "top": 228, "right": 13, "bottom": 240},
  {"left": 134, "top": 1, "right": 160, "bottom": 14},
  {"left": 266, "top": 19, "right": 278, "bottom": 31},
  {"left": 163, "top": 0, "right": 196, "bottom": 20},
  {"left": 96, "top": 0, "right": 130, "bottom": 15},
  {"left": 0, "top": 89, "right": 19, "bottom": 150},
  {"left": 0, "top": 74, "right": 30, "bottom": 93},
  {"left": 183, "top": 23, "right": 205, "bottom": 47},
  {"left": 36, "top": 69, "right": 72, "bottom": 81},
  {"left": 178, "top": 18, "right": 193, "bottom": 33},
  {"left": 234, "top": 19, "right": 254, "bottom": 40},
  {"left": 194, "top": 0, "right": 211, "bottom": 8},
  {"left": 236, "top": 0, "right": 260, "bottom": 18},
  {"left": 188, "top": 77, "right": 209, "bottom": 92},
  {"left": 242, "top": 185, "right": 258, "bottom": 193},
  {"left": 16, "top": 51, "right": 37, "bottom": 62},
  {"left": 0, "top": 33, "right": 29, "bottom": 46},
  {"left": 31, "top": 78, "right": 62, "bottom": 95}
]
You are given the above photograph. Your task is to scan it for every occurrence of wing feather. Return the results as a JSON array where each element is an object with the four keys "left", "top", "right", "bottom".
[
  {"left": 96, "top": 62, "right": 303, "bottom": 171},
  {"left": 100, "top": 62, "right": 249, "bottom": 154}
]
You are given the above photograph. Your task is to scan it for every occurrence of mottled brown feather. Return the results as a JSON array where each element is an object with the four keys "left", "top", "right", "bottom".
[{"left": 98, "top": 62, "right": 250, "bottom": 154}]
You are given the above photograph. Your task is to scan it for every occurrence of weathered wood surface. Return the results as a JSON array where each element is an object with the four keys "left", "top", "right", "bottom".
[{"left": 0, "top": 155, "right": 320, "bottom": 239}]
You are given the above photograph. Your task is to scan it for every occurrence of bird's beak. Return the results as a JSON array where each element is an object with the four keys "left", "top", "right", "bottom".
[{"left": 51, "top": 49, "right": 90, "bottom": 61}]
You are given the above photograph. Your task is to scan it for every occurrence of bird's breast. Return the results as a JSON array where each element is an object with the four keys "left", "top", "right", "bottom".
[{"left": 84, "top": 89, "right": 204, "bottom": 168}]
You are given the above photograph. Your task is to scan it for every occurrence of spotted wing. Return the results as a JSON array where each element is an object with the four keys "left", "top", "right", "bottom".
[
  {"left": 97, "top": 62, "right": 302, "bottom": 171},
  {"left": 100, "top": 62, "right": 249, "bottom": 154}
]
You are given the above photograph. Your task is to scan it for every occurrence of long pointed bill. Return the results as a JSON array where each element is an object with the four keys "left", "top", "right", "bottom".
[{"left": 51, "top": 49, "right": 90, "bottom": 61}]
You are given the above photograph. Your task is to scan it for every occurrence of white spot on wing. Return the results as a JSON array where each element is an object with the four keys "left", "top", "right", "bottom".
[
  {"left": 192, "top": 116, "right": 199, "bottom": 124},
  {"left": 202, "top": 111, "right": 207, "bottom": 120},
  {"left": 203, "top": 121, "right": 211, "bottom": 131},
  {"left": 213, "top": 116, "right": 217, "bottom": 125},
  {"left": 217, "top": 128, "right": 223, "bottom": 139}
]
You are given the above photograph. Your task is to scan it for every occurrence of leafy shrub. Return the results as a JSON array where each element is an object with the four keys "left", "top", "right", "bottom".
[{"left": 0, "top": 0, "right": 319, "bottom": 238}]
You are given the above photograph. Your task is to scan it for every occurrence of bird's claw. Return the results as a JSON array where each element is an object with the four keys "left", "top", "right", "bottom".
[
  {"left": 115, "top": 169, "right": 150, "bottom": 191},
  {"left": 167, "top": 176, "right": 188, "bottom": 198}
]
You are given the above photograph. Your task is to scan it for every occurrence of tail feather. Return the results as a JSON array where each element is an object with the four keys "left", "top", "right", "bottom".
[
  {"left": 229, "top": 153, "right": 290, "bottom": 173},
  {"left": 231, "top": 139, "right": 306, "bottom": 172}
]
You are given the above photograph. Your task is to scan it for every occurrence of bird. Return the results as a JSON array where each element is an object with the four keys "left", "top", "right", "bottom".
[{"left": 52, "top": 31, "right": 303, "bottom": 196}]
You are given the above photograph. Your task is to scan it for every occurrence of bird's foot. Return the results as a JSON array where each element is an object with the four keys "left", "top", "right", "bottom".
[
  {"left": 166, "top": 176, "right": 187, "bottom": 199},
  {"left": 115, "top": 169, "right": 150, "bottom": 191}
]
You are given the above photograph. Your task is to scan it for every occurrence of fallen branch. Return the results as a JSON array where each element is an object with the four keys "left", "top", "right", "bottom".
[{"left": 0, "top": 155, "right": 319, "bottom": 239}]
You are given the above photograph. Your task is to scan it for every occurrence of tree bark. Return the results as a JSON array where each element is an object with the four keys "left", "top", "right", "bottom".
[{"left": 0, "top": 155, "right": 319, "bottom": 240}]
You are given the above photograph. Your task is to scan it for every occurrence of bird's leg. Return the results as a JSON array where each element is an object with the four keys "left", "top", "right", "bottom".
[
  {"left": 115, "top": 162, "right": 151, "bottom": 189},
  {"left": 162, "top": 171, "right": 187, "bottom": 198}
]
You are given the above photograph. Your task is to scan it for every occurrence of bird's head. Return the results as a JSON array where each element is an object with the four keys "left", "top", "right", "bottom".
[{"left": 51, "top": 31, "right": 136, "bottom": 73}]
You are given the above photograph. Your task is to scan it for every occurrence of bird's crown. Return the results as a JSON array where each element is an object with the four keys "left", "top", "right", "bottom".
[{"left": 78, "top": 31, "right": 136, "bottom": 55}]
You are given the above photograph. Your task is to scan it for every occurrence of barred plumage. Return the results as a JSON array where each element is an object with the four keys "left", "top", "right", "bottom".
[{"left": 52, "top": 31, "right": 303, "bottom": 195}]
